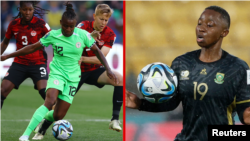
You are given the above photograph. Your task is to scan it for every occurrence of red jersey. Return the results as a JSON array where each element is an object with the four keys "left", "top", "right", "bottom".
[
  {"left": 5, "top": 16, "right": 51, "bottom": 65},
  {"left": 77, "top": 21, "right": 116, "bottom": 72}
]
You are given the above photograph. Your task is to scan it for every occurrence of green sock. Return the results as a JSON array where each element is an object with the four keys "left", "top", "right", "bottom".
[
  {"left": 23, "top": 105, "right": 49, "bottom": 136},
  {"left": 44, "top": 110, "right": 55, "bottom": 122}
]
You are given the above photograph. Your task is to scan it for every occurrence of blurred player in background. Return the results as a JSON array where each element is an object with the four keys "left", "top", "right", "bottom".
[
  {"left": 77, "top": 4, "right": 123, "bottom": 132},
  {"left": 126, "top": 5, "right": 250, "bottom": 141},
  {"left": 32, "top": 4, "right": 123, "bottom": 135},
  {"left": 1, "top": 2, "right": 118, "bottom": 141},
  {"left": 1, "top": 1, "right": 50, "bottom": 109}
]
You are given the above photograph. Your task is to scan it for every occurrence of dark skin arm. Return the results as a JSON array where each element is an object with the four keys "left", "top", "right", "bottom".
[
  {"left": 1, "top": 37, "right": 10, "bottom": 55},
  {"left": 1, "top": 41, "right": 43, "bottom": 61},
  {"left": 126, "top": 90, "right": 142, "bottom": 109},
  {"left": 243, "top": 107, "right": 250, "bottom": 125},
  {"left": 90, "top": 44, "right": 118, "bottom": 85},
  {"left": 126, "top": 89, "right": 181, "bottom": 112}
]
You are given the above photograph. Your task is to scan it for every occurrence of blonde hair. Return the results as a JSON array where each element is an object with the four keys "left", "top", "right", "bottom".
[{"left": 95, "top": 4, "right": 113, "bottom": 17}]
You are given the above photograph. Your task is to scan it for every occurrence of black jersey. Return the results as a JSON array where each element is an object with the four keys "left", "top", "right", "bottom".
[{"left": 139, "top": 49, "right": 250, "bottom": 141}]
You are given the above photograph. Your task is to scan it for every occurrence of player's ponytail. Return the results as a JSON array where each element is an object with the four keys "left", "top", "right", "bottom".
[
  {"left": 62, "top": 2, "right": 76, "bottom": 20},
  {"left": 13, "top": 1, "right": 49, "bottom": 19}
]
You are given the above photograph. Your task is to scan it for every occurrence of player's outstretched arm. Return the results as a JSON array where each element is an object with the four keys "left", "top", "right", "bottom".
[
  {"left": 90, "top": 44, "right": 118, "bottom": 84},
  {"left": 1, "top": 41, "right": 43, "bottom": 61},
  {"left": 126, "top": 90, "right": 142, "bottom": 109},
  {"left": 1, "top": 37, "right": 10, "bottom": 55},
  {"left": 127, "top": 89, "right": 181, "bottom": 112},
  {"left": 80, "top": 46, "right": 110, "bottom": 64}
]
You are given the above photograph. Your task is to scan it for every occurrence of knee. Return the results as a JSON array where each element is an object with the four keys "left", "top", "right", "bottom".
[
  {"left": 115, "top": 72, "right": 123, "bottom": 86},
  {"left": 44, "top": 93, "right": 57, "bottom": 110},
  {"left": 53, "top": 112, "right": 66, "bottom": 121},
  {"left": 1, "top": 87, "right": 6, "bottom": 95},
  {"left": 1, "top": 87, "right": 8, "bottom": 97}
]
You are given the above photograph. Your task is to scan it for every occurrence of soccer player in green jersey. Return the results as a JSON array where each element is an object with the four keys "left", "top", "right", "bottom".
[{"left": 1, "top": 2, "right": 118, "bottom": 141}]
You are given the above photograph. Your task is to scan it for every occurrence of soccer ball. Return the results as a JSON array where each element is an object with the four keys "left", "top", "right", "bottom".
[
  {"left": 137, "top": 62, "right": 178, "bottom": 103},
  {"left": 52, "top": 120, "right": 73, "bottom": 140}
]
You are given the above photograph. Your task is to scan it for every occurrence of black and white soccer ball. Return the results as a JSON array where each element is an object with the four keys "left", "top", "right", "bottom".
[
  {"left": 137, "top": 62, "right": 178, "bottom": 103},
  {"left": 52, "top": 120, "right": 73, "bottom": 140}
]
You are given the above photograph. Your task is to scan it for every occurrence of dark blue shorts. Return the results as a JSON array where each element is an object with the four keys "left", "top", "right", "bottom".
[
  {"left": 3, "top": 62, "right": 48, "bottom": 89},
  {"left": 76, "top": 67, "right": 106, "bottom": 93}
]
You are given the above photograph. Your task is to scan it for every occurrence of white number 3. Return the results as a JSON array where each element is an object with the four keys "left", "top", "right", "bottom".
[
  {"left": 22, "top": 36, "right": 28, "bottom": 45},
  {"left": 40, "top": 67, "right": 47, "bottom": 77}
]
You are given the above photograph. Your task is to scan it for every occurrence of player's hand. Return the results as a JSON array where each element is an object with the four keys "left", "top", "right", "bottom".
[
  {"left": 126, "top": 90, "right": 141, "bottom": 109},
  {"left": 106, "top": 69, "right": 119, "bottom": 85},
  {"left": 90, "top": 30, "right": 101, "bottom": 43},
  {"left": 1, "top": 55, "right": 8, "bottom": 61}
]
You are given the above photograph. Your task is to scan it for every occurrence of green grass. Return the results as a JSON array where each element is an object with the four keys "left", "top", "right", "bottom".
[{"left": 1, "top": 82, "right": 123, "bottom": 141}]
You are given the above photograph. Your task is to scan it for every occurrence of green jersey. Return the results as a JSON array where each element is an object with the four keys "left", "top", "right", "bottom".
[{"left": 39, "top": 28, "right": 95, "bottom": 82}]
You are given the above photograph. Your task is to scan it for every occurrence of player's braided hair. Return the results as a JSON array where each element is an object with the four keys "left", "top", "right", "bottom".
[
  {"left": 13, "top": 1, "right": 49, "bottom": 19},
  {"left": 205, "top": 6, "right": 230, "bottom": 29},
  {"left": 62, "top": 1, "right": 76, "bottom": 20}
]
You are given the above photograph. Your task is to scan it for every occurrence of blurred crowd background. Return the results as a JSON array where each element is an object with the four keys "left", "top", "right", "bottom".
[
  {"left": 126, "top": 1, "right": 250, "bottom": 141},
  {"left": 1, "top": 1, "right": 123, "bottom": 43}
]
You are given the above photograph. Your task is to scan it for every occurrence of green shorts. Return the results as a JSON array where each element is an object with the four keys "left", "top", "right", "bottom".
[{"left": 46, "top": 74, "right": 78, "bottom": 104}]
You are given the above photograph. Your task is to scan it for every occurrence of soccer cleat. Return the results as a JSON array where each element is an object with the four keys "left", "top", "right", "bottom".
[
  {"left": 34, "top": 119, "right": 45, "bottom": 133},
  {"left": 109, "top": 120, "right": 122, "bottom": 132},
  {"left": 32, "top": 133, "right": 44, "bottom": 140},
  {"left": 32, "top": 119, "right": 47, "bottom": 140},
  {"left": 19, "top": 135, "right": 29, "bottom": 141}
]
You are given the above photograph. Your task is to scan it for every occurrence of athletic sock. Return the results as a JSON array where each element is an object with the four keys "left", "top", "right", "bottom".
[
  {"left": 39, "top": 110, "right": 55, "bottom": 135},
  {"left": 1, "top": 95, "right": 6, "bottom": 109},
  {"left": 44, "top": 110, "right": 55, "bottom": 122},
  {"left": 23, "top": 105, "right": 49, "bottom": 136},
  {"left": 111, "top": 86, "right": 123, "bottom": 121},
  {"left": 39, "top": 88, "right": 46, "bottom": 100}
]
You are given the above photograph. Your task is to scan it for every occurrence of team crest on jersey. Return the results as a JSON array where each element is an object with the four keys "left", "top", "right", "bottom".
[
  {"left": 4, "top": 72, "right": 9, "bottom": 77},
  {"left": 214, "top": 73, "right": 224, "bottom": 84},
  {"left": 54, "top": 80, "right": 59, "bottom": 85},
  {"left": 31, "top": 30, "right": 37, "bottom": 36},
  {"left": 98, "top": 40, "right": 104, "bottom": 46},
  {"left": 76, "top": 42, "right": 81, "bottom": 48},
  {"left": 200, "top": 68, "right": 207, "bottom": 75},
  {"left": 180, "top": 70, "right": 189, "bottom": 80}
]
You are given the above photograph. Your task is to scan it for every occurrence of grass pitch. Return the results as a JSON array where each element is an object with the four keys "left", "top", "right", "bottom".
[{"left": 1, "top": 80, "right": 123, "bottom": 141}]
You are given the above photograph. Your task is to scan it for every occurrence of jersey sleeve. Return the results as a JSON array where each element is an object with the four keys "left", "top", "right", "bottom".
[
  {"left": 171, "top": 57, "right": 181, "bottom": 76},
  {"left": 235, "top": 62, "right": 250, "bottom": 124},
  {"left": 77, "top": 22, "right": 86, "bottom": 29},
  {"left": 104, "top": 32, "right": 116, "bottom": 48},
  {"left": 41, "top": 22, "right": 51, "bottom": 36},
  {"left": 5, "top": 21, "right": 13, "bottom": 39},
  {"left": 39, "top": 31, "right": 53, "bottom": 47},
  {"left": 139, "top": 93, "right": 181, "bottom": 112},
  {"left": 81, "top": 30, "right": 95, "bottom": 48}
]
